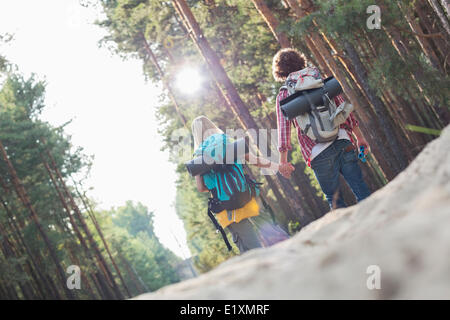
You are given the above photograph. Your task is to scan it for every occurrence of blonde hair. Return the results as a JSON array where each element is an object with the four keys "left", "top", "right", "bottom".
[{"left": 191, "top": 116, "right": 224, "bottom": 149}]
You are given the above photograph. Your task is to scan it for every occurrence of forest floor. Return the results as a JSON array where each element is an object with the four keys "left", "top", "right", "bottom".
[{"left": 135, "top": 125, "right": 450, "bottom": 299}]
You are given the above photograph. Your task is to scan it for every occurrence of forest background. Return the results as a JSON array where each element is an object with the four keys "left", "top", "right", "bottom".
[{"left": 0, "top": 0, "right": 448, "bottom": 299}]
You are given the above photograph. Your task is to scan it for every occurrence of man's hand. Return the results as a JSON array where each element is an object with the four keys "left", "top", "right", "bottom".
[
  {"left": 279, "top": 162, "right": 295, "bottom": 179},
  {"left": 353, "top": 127, "right": 370, "bottom": 155},
  {"left": 357, "top": 137, "right": 370, "bottom": 155}
]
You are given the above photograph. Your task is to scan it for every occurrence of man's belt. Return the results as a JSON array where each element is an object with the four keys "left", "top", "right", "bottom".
[{"left": 344, "top": 144, "right": 355, "bottom": 153}]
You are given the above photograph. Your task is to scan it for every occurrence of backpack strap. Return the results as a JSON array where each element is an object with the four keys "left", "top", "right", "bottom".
[
  {"left": 279, "top": 85, "right": 288, "bottom": 92},
  {"left": 279, "top": 75, "right": 292, "bottom": 94},
  {"left": 207, "top": 198, "right": 233, "bottom": 252}
]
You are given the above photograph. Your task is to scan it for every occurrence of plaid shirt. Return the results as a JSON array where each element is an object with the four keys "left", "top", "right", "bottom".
[{"left": 276, "top": 89, "right": 359, "bottom": 167}]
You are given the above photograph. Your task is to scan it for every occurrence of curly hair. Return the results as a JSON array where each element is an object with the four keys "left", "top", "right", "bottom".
[{"left": 272, "top": 48, "right": 307, "bottom": 82}]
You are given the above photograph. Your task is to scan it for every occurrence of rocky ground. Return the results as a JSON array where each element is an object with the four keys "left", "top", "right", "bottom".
[{"left": 136, "top": 125, "right": 450, "bottom": 300}]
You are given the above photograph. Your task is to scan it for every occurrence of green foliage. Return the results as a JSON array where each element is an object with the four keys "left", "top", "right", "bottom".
[
  {"left": 0, "top": 33, "right": 13, "bottom": 74},
  {"left": 288, "top": 0, "right": 449, "bottom": 109},
  {"left": 92, "top": 201, "right": 181, "bottom": 294},
  {"left": 2, "top": 0, "right": 448, "bottom": 298},
  {"left": 111, "top": 200, "right": 155, "bottom": 237},
  {"left": 0, "top": 70, "right": 180, "bottom": 299},
  {"left": 96, "top": 0, "right": 450, "bottom": 274},
  {"left": 405, "top": 124, "right": 441, "bottom": 136},
  {"left": 96, "top": 0, "right": 294, "bottom": 272},
  {"left": 0, "top": 72, "right": 93, "bottom": 298},
  {"left": 287, "top": 221, "right": 301, "bottom": 236}
]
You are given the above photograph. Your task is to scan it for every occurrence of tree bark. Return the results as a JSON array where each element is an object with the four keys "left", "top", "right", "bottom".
[
  {"left": 73, "top": 180, "right": 132, "bottom": 298},
  {"left": 44, "top": 149, "right": 124, "bottom": 300},
  {"left": 141, "top": 33, "right": 187, "bottom": 126},
  {"left": 42, "top": 158, "right": 115, "bottom": 299},
  {"left": 415, "top": 2, "right": 450, "bottom": 67},
  {"left": 341, "top": 40, "right": 409, "bottom": 171},
  {"left": 172, "top": 0, "right": 311, "bottom": 224},
  {"left": 313, "top": 31, "right": 407, "bottom": 177},
  {"left": 428, "top": 0, "right": 450, "bottom": 37},
  {"left": 0, "top": 194, "right": 60, "bottom": 299},
  {"left": 0, "top": 139, "right": 74, "bottom": 299},
  {"left": 398, "top": 1, "right": 444, "bottom": 73},
  {"left": 250, "top": 0, "right": 291, "bottom": 48},
  {"left": 0, "top": 221, "right": 35, "bottom": 299}
]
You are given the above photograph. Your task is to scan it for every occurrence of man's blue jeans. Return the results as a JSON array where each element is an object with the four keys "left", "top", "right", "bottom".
[{"left": 310, "top": 139, "right": 371, "bottom": 209}]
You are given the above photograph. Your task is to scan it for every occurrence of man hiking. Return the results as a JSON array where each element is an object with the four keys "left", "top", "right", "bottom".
[{"left": 272, "top": 48, "right": 371, "bottom": 209}]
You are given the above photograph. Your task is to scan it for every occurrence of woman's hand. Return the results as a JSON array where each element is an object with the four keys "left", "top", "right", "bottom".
[{"left": 245, "top": 153, "right": 278, "bottom": 171}]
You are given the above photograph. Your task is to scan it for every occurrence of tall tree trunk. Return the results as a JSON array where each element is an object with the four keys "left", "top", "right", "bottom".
[
  {"left": 292, "top": 163, "right": 328, "bottom": 217},
  {"left": 0, "top": 193, "right": 45, "bottom": 299},
  {"left": 1, "top": 198, "right": 59, "bottom": 299},
  {"left": 44, "top": 149, "right": 124, "bottom": 300},
  {"left": 262, "top": 172, "right": 296, "bottom": 225},
  {"left": 428, "top": 0, "right": 450, "bottom": 37},
  {"left": 398, "top": 1, "right": 443, "bottom": 73},
  {"left": 0, "top": 221, "right": 35, "bottom": 299},
  {"left": 259, "top": 1, "right": 401, "bottom": 182},
  {"left": 324, "top": 35, "right": 409, "bottom": 174},
  {"left": 250, "top": 0, "right": 291, "bottom": 48},
  {"left": 286, "top": 0, "right": 411, "bottom": 176},
  {"left": 284, "top": 0, "right": 333, "bottom": 75},
  {"left": 170, "top": 1, "right": 301, "bottom": 224},
  {"left": 415, "top": 2, "right": 450, "bottom": 68},
  {"left": 145, "top": 17, "right": 299, "bottom": 224},
  {"left": 382, "top": 20, "right": 446, "bottom": 129},
  {"left": 140, "top": 33, "right": 187, "bottom": 126},
  {"left": 0, "top": 140, "right": 74, "bottom": 299},
  {"left": 440, "top": 0, "right": 450, "bottom": 17},
  {"left": 72, "top": 180, "right": 132, "bottom": 298},
  {"left": 42, "top": 158, "right": 114, "bottom": 299},
  {"left": 172, "top": 0, "right": 311, "bottom": 224},
  {"left": 341, "top": 40, "right": 409, "bottom": 171},
  {"left": 117, "top": 248, "right": 149, "bottom": 295},
  {"left": 67, "top": 245, "right": 98, "bottom": 299}
]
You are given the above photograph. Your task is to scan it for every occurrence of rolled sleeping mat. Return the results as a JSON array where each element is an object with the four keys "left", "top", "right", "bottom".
[
  {"left": 185, "top": 137, "right": 250, "bottom": 176},
  {"left": 280, "top": 77, "right": 343, "bottom": 120},
  {"left": 225, "top": 135, "right": 249, "bottom": 164}
]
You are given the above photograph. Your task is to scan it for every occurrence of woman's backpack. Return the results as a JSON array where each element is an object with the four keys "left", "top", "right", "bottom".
[{"left": 195, "top": 134, "right": 261, "bottom": 251}]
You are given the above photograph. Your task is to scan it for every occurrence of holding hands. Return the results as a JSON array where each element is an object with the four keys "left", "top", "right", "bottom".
[{"left": 279, "top": 162, "right": 295, "bottom": 179}]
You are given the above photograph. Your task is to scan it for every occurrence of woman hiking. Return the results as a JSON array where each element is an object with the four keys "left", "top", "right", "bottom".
[{"left": 191, "top": 116, "right": 289, "bottom": 254}]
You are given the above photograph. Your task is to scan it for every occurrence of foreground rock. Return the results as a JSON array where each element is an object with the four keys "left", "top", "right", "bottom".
[{"left": 136, "top": 126, "right": 450, "bottom": 300}]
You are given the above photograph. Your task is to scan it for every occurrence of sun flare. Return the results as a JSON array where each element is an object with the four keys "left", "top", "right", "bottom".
[{"left": 175, "top": 66, "right": 203, "bottom": 95}]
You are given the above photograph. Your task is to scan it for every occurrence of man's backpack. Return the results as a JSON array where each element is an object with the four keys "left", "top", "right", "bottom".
[
  {"left": 195, "top": 134, "right": 261, "bottom": 251},
  {"left": 280, "top": 66, "right": 353, "bottom": 143}
]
